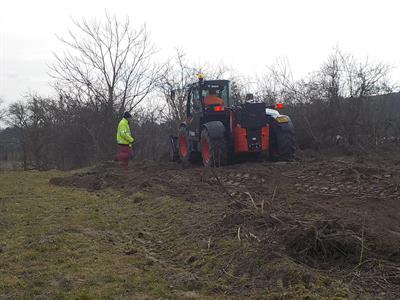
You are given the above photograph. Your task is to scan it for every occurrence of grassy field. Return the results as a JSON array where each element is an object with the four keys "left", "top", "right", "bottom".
[
  {"left": 1, "top": 169, "right": 253, "bottom": 299},
  {"left": 0, "top": 170, "right": 178, "bottom": 299},
  {"left": 2, "top": 161, "right": 394, "bottom": 299}
]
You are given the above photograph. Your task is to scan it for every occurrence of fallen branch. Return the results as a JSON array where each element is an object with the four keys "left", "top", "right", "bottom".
[
  {"left": 249, "top": 232, "right": 261, "bottom": 242},
  {"left": 270, "top": 214, "right": 284, "bottom": 224},
  {"left": 208, "top": 167, "right": 234, "bottom": 199},
  {"left": 244, "top": 192, "right": 257, "bottom": 210}
]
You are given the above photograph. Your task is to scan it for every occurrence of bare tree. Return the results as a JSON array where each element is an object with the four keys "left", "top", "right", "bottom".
[
  {"left": 157, "top": 50, "right": 196, "bottom": 122},
  {"left": 0, "top": 98, "right": 6, "bottom": 122},
  {"left": 157, "top": 49, "right": 229, "bottom": 123},
  {"left": 7, "top": 102, "right": 30, "bottom": 170},
  {"left": 337, "top": 50, "right": 393, "bottom": 98},
  {"left": 258, "top": 50, "right": 394, "bottom": 107},
  {"left": 50, "top": 13, "right": 161, "bottom": 115},
  {"left": 320, "top": 49, "right": 395, "bottom": 144},
  {"left": 257, "top": 49, "right": 397, "bottom": 148},
  {"left": 50, "top": 13, "right": 163, "bottom": 159}
]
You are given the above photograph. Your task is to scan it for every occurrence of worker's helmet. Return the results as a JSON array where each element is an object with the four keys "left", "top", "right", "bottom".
[{"left": 123, "top": 111, "right": 132, "bottom": 119}]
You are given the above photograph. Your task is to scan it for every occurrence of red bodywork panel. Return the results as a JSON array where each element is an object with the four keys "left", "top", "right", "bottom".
[
  {"left": 261, "top": 125, "right": 269, "bottom": 150},
  {"left": 233, "top": 124, "right": 270, "bottom": 153},
  {"left": 233, "top": 125, "right": 248, "bottom": 153}
]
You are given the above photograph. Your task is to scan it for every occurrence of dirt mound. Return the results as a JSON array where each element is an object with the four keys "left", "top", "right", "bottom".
[
  {"left": 49, "top": 172, "right": 103, "bottom": 191},
  {"left": 50, "top": 153, "right": 400, "bottom": 298}
]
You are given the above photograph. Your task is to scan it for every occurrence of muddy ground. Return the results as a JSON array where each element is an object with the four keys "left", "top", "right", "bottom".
[{"left": 50, "top": 145, "right": 400, "bottom": 299}]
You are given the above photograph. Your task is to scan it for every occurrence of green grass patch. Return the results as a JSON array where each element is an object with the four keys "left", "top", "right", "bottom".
[{"left": 0, "top": 171, "right": 174, "bottom": 299}]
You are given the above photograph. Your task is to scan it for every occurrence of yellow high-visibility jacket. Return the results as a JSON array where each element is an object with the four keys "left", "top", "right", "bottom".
[{"left": 116, "top": 118, "right": 134, "bottom": 146}]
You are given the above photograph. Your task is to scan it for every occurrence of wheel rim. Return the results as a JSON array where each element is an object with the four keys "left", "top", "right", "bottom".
[
  {"left": 201, "top": 137, "right": 211, "bottom": 164},
  {"left": 179, "top": 134, "right": 188, "bottom": 158}
]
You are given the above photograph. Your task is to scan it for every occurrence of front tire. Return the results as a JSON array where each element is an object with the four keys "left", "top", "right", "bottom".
[
  {"left": 178, "top": 127, "right": 200, "bottom": 165},
  {"left": 201, "top": 129, "right": 228, "bottom": 167},
  {"left": 178, "top": 126, "right": 191, "bottom": 164}
]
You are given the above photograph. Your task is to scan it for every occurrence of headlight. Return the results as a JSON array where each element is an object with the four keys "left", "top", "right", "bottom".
[{"left": 276, "top": 115, "right": 289, "bottom": 123}]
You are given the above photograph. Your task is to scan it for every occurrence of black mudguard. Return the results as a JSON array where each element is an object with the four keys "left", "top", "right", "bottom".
[{"left": 202, "top": 121, "right": 226, "bottom": 139}]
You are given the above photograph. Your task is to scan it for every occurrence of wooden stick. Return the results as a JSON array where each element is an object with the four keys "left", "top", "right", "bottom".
[
  {"left": 271, "top": 185, "right": 278, "bottom": 203},
  {"left": 262, "top": 185, "right": 277, "bottom": 214},
  {"left": 244, "top": 192, "right": 257, "bottom": 210},
  {"left": 359, "top": 212, "right": 366, "bottom": 266},
  {"left": 261, "top": 198, "right": 265, "bottom": 214},
  {"left": 209, "top": 167, "right": 234, "bottom": 199},
  {"left": 249, "top": 232, "right": 261, "bottom": 242}
]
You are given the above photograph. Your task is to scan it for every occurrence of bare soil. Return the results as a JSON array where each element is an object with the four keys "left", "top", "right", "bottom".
[{"left": 50, "top": 146, "right": 400, "bottom": 299}]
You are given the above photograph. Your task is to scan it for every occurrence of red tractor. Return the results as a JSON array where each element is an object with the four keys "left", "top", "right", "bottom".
[{"left": 169, "top": 76, "right": 295, "bottom": 166}]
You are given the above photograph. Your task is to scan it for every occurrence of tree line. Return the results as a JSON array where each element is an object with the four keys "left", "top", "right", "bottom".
[{"left": 0, "top": 14, "right": 399, "bottom": 170}]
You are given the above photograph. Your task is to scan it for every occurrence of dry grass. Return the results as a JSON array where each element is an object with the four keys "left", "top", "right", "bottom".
[
  {"left": 0, "top": 168, "right": 354, "bottom": 299},
  {"left": 0, "top": 161, "right": 22, "bottom": 171}
]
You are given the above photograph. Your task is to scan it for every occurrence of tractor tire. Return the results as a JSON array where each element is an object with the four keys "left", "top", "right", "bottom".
[
  {"left": 270, "top": 122, "right": 295, "bottom": 161},
  {"left": 201, "top": 129, "right": 228, "bottom": 167},
  {"left": 178, "top": 127, "right": 200, "bottom": 165},
  {"left": 178, "top": 126, "right": 191, "bottom": 164},
  {"left": 169, "top": 136, "right": 179, "bottom": 162}
]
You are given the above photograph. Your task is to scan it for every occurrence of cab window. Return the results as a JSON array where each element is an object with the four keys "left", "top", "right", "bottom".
[
  {"left": 201, "top": 83, "right": 229, "bottom": 105},
  {"left": 192, "top": 88, "right": 202, "bottom": 111}
]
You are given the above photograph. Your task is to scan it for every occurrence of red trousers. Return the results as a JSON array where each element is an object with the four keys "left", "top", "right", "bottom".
[{"left": 115, "top": 145, "right": 133, "bottom": 170}]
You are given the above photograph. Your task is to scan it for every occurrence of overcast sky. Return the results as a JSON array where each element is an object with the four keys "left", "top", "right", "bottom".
[{"left": 1, "top": 0, "right": 399, "bottom": 103}]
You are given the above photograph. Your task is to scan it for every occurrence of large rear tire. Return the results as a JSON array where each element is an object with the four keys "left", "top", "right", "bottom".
[
  {"left": 270, "top": 122, "right": 295, "bottom": 161},
  {"left": 201, "top": 129, "right": 228, "bottom": 167}
]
